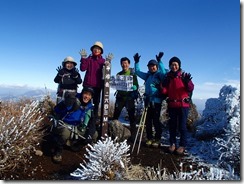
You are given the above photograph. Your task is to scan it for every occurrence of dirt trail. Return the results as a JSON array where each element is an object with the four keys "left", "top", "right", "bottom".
[{"left": 4, "top": 137, "right": 192, "bottom": 180}]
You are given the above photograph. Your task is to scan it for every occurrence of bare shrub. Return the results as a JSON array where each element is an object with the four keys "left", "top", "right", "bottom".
[
  {"left": 38, "top": 95, "right": 56, "bottom": 116},
  {"left": 0, "top": 99, "right": 46, "bottom": 179}
]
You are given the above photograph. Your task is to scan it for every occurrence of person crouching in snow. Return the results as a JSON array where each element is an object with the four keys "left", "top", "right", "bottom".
[
  {"left": 133, "top": 52, "right": 167, "bottom": 148},
  {"left": 51, "top": 89, "right": 94, "bottom": 163},
  {"left": 161, "top": 56, "right": 194, "bottom": 155},
  {"left": 54, "top": 56, "right": 82, "bottom": 104}
]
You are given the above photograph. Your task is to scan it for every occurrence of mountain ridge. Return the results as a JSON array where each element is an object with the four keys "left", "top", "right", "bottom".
[{"left": 0, "top": 84, "right": 206, "bottom": 112}]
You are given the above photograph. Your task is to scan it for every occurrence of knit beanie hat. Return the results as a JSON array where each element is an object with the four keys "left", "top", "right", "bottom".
[
  {"left": 169, "top": 56, "right": 181, "bottom": 68},
  {"left": 82, "top": 87, "right": 94, "bottom": 97},
  {"left": 147, "top": 59, "right": 158, "bottom": 66}
]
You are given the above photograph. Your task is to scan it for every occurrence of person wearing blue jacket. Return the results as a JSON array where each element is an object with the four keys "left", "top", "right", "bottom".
[
  {"left": 133, "top": 52, "right": 167, "bottom": 148},
  {"left": 51, "top": 87, "right": 94, "bottom": 163}
]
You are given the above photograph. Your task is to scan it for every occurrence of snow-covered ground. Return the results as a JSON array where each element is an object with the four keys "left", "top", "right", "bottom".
[{"left": 116, "top": 85, "right": 240, "bottom": 179}]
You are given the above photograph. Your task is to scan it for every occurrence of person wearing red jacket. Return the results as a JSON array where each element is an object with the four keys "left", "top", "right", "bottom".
[{"left": 161, "top": 56, "right": 194, "bottom": 155}]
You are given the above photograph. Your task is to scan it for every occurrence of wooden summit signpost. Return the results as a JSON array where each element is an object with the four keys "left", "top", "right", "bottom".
[
  {"left": 100, "top": 59, "right": 112, "bottom": 137},
  {"left": 100, "top": 55, "right": 134, "bottom": 138}
]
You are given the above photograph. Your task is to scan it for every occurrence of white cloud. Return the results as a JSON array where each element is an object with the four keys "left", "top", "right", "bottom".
[
  {"left": 193, "top": 80, "right": 240, "bottom": 99},
  {"left": 225, "top": 80, "right": 240, "bottom": 88}
]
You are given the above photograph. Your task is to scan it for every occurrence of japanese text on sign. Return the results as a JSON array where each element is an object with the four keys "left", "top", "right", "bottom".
[{"left": 114, "top": 75, "right": 133, "bottom": 91}]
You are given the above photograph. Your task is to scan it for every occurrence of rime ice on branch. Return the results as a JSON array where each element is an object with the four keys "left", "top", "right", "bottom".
[{"left": 70, "top": 135, "right": 130, "bottom": 180}]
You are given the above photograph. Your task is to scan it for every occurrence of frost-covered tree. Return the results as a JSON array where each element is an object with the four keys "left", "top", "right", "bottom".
[
  {"left": 70, "top": 136, "right": 131, "bottom": 180},
  {"left": 70, "top": 135, "right": 239, "bottom": 180},
  {"left": 194, "top": 85, "right": 240, "bottom": 175}
]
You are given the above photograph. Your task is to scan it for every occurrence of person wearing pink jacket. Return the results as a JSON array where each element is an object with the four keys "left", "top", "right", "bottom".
[
  {"left": 79, "top": 41, "right": 113, "bottom": 139},
  {"left": 79, "top": 41, "right": 105, "bottom": 121},
  {"left": 161, "top": 56, "right": 194, "bottom": 155}
]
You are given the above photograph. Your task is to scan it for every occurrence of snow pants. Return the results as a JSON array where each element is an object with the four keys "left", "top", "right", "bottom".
[
  {"left": 51, "top": 124, "right": 84, "bottom": 154},
  {"left": 168, "top": 107, "right": 189, "bottom": 147},
  {"left": 51, "top": 122, "right": 97, "bottom": 154},
  {"left": 145, "top": 102, "right": 162, "bottom": 141},
  {"left": 113, "top": 96, "right": 136, "bottom": 138},
  {"left": 89, "top": 87, "right": 102, "bottom": 120}
]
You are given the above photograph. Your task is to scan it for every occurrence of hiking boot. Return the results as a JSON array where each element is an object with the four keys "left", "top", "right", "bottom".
[
  {"left": 168, "top": 144, "right": 176, "bottom": 153},
  {"left": 146, "top": 139, "right": 153, "bottom": 147},
  {"left": 152, "top": 140, "right": 160, "bottom": 148},
  {"left": 176, "top": 146, "right": 185, "bottom": 155},
  {"left": 52, "top": 154, "right": 62, "bottom": 163}
]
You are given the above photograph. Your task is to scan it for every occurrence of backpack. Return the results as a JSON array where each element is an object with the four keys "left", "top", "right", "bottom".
[
  {"left": 55, "top": 99, "right": 93, "bottom": 126},
  {"left": 55, "top": 68, "right": 80, "bottom": 95}
]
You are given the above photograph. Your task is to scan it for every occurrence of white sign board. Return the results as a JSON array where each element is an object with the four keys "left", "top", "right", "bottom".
[{"left": 114, "top": 75, "right": 133, "bottom": 91}]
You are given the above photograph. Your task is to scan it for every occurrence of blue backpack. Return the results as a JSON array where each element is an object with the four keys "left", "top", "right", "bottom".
[{"left": 54, "top": 100, "right": 93, "bottom": 126}]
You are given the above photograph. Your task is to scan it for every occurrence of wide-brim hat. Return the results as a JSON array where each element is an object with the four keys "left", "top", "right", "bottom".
[
  {"left": 90, "top": 41, "right": 104, "bottom": 54},
  {"left": 147, "top": 59, "right": 158, "bottom": 66},
  {"left": 62, "top": 56, "right": 77, "bottom": 67}
]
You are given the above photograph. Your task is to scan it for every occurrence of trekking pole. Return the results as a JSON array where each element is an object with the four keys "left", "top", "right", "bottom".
[
  {"left": 49, "top": 116, "right": 86, "bottom": 140},
  {"left": 136, "top": 107, "right": 148, "bottom": 155},
  {"left": 57, "top": 120, "right": 86, "bottom": 140},
  {"left": 131, "top": 107, "right": 147, "bottom": 153},
  {"left": 132, "top": 109, "right": 145, "bottom": 152},
  {"left": 131, "top": 107, "right": 145, "bottom": 152}
]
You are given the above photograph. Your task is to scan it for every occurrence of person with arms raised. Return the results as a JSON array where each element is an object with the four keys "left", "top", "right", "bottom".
[
  {"left": 161, "top": 56, "right": 194, "bottom": 155},
  {"left": 133, "top": 52, "right": 167, "bottom": 148},
  {"left": 54, "top": 56, "right": 82, "bottom": 104}
]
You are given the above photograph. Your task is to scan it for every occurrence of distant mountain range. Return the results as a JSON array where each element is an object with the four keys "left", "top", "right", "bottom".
[
  {"left": 0, "top": 85, "right": 56, "bottom": 101},
  {"left": 0, "top": 84, "right": 206, "bottom": 113}
]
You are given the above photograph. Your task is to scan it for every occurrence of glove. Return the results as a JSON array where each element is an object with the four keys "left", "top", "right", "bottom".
[
  {"left": 131, "top": 85, "right": 137, "bottom": 91},
  {"left": 56, "top": 66, "right": 64, "bottom": 75},
  {"left": 152, "top": 81, "right": 160, "bottom": 89},
  {"left": 133, "top": 53, "right": 141, "bottom": 63},
  {"left": 105, "top": 53, "right": 114, "bottom": 63},
  {"left": 182, "top": 72, "right": 192, "bottom": 86},
  {"left": 155, "top": 52, "right": 164, "bottom": 62},
  {"left": 71, "top": 68, "right": 79, "bottom": 78},
  {"left": 79, "top": 49, "right": 87, "bottom": 58}
]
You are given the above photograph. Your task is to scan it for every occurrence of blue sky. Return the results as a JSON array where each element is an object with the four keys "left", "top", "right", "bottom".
[{"left": 0, "top": 0, "right": 240, "bottom": 100}]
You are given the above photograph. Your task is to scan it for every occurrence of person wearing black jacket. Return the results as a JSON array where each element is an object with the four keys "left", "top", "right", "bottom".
[{"left": 54, "top": 56, "right": 82, "bottom": 104}]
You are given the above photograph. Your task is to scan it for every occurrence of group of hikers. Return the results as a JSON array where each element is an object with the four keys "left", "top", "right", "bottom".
[{"left": 50, "top": 41, "right": 194, "bottom": 163}]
